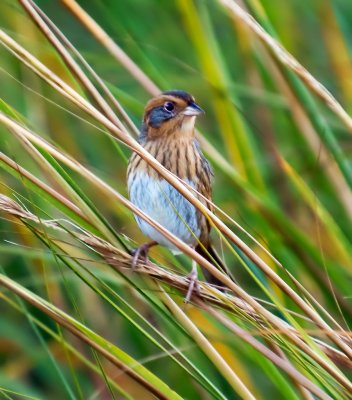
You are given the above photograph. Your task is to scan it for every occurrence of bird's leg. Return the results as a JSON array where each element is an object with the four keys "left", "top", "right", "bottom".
[
  {"left": 131, "top": 241, "right": 158, "bottom": 270},
  {"left": 185, "top": 260, "right": 200, "bottom": 303}
]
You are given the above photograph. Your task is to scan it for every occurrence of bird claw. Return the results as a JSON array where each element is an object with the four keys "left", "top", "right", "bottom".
[
  {"left": 130, "top": 242, "right": 156, "bottom": 270},
  {"left": 184, "top": 263, "right": 200, "bottom": 303},
  {"left": 131, "top": 247, "right": 147, "bottom": 270}
]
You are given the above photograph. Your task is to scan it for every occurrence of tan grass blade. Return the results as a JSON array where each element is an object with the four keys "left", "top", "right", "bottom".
[
  {"left": 218, "top": 0, "right": 352, "bottom": 133},
  {"left": 0, "top": 152, "right": 87, "bottom": 222},
  {"left": 61, "top": 0, "right": 160, "bottom": 96},
  {"left": 1, "top": 24, "right": 352, "bottom": 366},
  {"left": 20, "top": 0, "right": 130, "bottom": 135},
  {"left": 0, "top": 274, "right": 182, "bottom": 400},
  {"left": 159, "top": 288, "right": 256, "bottom": 399},
  {"left": 255, "top": 45, "right": 352, "bottom": 216},
  {"left": 204, "top": 303, "right": 333, "bottom": 400},
  {"left": 1, "top": 194, "right": 351, "bottom": 388},
  {"left": 60, "top": 0, "right": 238, "bottom": 177},
  {"left": 1, "top": 90, "right": 352, "bottom": 380}
]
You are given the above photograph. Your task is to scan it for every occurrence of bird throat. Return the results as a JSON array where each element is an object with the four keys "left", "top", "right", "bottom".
[{"left": 180, "top": 116, "right": 196, "bottom": 137}]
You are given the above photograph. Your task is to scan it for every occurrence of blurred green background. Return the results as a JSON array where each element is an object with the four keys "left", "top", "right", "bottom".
[{"left": 0, "top": 0, "right": 352, "bottom": 399}]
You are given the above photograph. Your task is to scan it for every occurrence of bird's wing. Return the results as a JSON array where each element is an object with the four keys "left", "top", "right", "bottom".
[
  {"left": 193, "top": 140, "right": 214, "bottom": 211},
  {"left": 192, "top": 140, "right": 214, "bottom": 243}
]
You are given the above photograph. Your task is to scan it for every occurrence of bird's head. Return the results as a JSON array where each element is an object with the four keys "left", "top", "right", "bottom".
[{"left": 141, "top": 90, "right": 204, "bottom": 140}]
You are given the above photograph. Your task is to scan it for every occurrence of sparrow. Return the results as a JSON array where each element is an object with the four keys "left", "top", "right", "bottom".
[{"left": 127, "top": 90, "right": 226, "bottom": 300}]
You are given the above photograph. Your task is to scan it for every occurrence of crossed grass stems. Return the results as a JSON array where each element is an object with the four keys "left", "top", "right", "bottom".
[{"left": 0, "top": 0, "right": 352, "bottom": 399}]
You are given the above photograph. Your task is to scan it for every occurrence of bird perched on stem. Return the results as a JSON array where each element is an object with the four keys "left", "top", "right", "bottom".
[{"left": 127, "top": 90, "right": 227, "bottom": 301}]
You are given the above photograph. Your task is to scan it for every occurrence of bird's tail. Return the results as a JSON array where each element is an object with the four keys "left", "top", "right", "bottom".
[{"left": 195, "top": 243, "right": 231, "bottom": 288}]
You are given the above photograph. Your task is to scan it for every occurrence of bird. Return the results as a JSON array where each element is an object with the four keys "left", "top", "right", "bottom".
[{"left": 127, "top": 90, "right": 227, "bottom": 301}]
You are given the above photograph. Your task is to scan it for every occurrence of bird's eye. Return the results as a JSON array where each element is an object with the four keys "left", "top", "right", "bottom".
[{"left": 163, "top": 102, "right": 174, "bottom": 112}]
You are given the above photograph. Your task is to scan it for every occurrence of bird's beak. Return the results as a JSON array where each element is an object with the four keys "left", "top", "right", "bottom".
[{"left": 182, "top": 101, "right": 205, "bottom": 116}]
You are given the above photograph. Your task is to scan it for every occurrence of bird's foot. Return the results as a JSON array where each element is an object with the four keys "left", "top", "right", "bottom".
[
  {"left": 184, "top": 262, "right": 200, "bottom": 303},
  {"left": 130, "top": 241, "right": 157, "bottom": 270}
]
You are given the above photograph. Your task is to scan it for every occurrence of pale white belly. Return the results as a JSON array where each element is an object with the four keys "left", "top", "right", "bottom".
[{"left": 128, "top": 171, "right": 200, "bottom": 253}]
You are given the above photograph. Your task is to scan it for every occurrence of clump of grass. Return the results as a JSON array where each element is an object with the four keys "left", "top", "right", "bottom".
[{"left": 0, "top": 1, "right": 351, "bottom": 399}]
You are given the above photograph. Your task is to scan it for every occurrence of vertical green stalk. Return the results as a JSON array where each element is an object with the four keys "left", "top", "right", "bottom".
[{"left": 177, "top": 0, "right": 265, "bottom": 191}]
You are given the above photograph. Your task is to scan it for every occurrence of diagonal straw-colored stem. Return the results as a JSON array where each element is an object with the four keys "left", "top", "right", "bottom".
[
  {"left": 1, "top": 112, "right": 351, "bottom": 392},
  {"left": 61, "top": 0, "right": 160, "bottom": 96},
  {"left": 0, "top": 274, "right": 180, "bottom": 400},
  {"left": 1, "top": 192, "right": 351, "bottom": 372},
  {"left": 218, "top": 0, "right": 352, "bottom": 133},
  {"left": 159, "top": 287, "right": 256, "bottom": 399},
  {"left": 0, "top": 152, "right": 87, "bottom": 222},
  {"left": 203, "top": 303, "right": 333, "bottom": 400},
  {"left": 60, "top": 0, "right": 237, "bottom": 175},
  {"left": 20, "top": 0, "right": 126, "bottom": 133},
  {"left": 1, "top": 27, "right": 352, "bottom": 372},
  {"left": 1, "top": 25, "right": 352, "bottom": 364}
]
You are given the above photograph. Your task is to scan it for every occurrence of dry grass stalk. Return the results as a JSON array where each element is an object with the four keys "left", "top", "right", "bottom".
[
  {"left": 253, "top": 46, "right": 352, "bottom": 216},
  {"left": 1, "top": 95, "right": 352, "bottom": 389},
  {"left": 0, "top": 193, "right": 351, "bottom": 375},
  {"left": 60, "top": 0, "right": 237, "bottom": 176},
  {"left": 219, "top": 0, "right": 352, "bottom": 133},
  {"left": 52, "top": 1, "right": 352, "bottom": 337},
  {"left": 0, "top": 273, "right": 173, "bottom": 400},
  {"left": 158, "top": 289, "right": 257, "bottom": 400},
  {"left": 203, "top": 303, "right": 333, "bottom": 400},
  {"left": 20, "top": 0, "right": 129, "bottom": 135},
  {"left": 60, "top": 0, "right": 160, "bottom": 96},
  {"left": 1, "top": 2, "right": 351, "bottom": 397},
  {"left": 1, "top": 5, "right": 352, "bottom": 380},
  {"left": 0, "top": 153, "right": 88, "bottom": 221}
]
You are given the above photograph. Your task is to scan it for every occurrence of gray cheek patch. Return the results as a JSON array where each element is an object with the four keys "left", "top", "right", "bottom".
[{"left": 149, "top": 107, "right": 174, "bottom": 128}]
